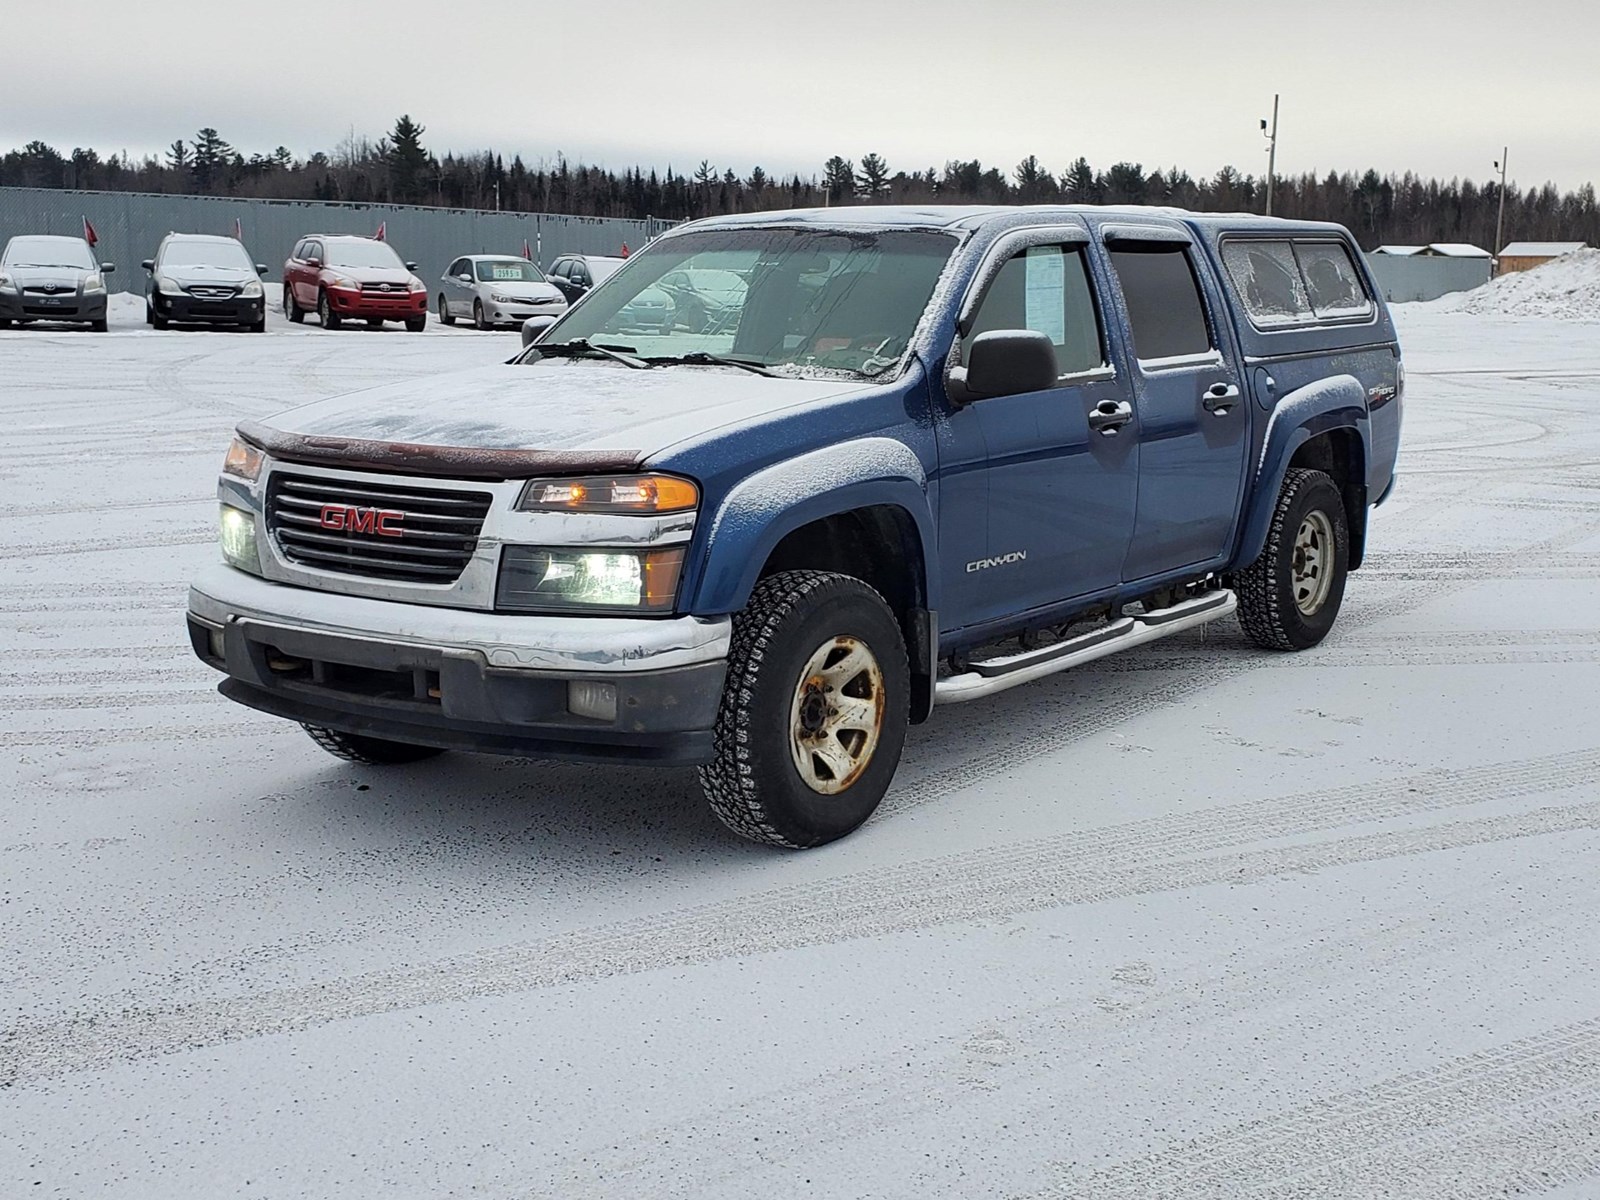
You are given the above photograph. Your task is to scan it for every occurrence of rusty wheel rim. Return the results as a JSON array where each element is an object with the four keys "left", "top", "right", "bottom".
[{"left": 788, "top": 636, "right": 885, "bottom": 795}]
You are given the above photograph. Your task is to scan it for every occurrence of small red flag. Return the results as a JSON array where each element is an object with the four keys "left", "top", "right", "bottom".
[
  {"left": 620, "top": 242, "right": 630, "bottom": 258},
  {"left": 522, "top": 238, "right": 533, "bottom": 261},
  {"left": 82, "top": 216, "right": 99, "bottom": 247},
  {"left": 374, "top": 221, "right": 387, "bottom": 242},
  {"left": 233, "top": 217, "right": 243, "bottom": 241}
]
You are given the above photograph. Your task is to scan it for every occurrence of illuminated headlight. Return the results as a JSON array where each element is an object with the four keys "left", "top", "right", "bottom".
[
  {"left": 219, "top": 504, "right": 261, "bottom": 574},
  {"left": 221, "top": 436, "right": 263, "bottom": 482},
  {"left": 82, "top": 273, "right": 105, "bottom": 293},
  {"left": 496, "top": 547, "right": 685, "bottom": 613},
  {"left": 241, "top": 279, "right": 264, "bottom": 298},
  {"left": 517, "top": 474, "right": 699, "bottom": 514}
]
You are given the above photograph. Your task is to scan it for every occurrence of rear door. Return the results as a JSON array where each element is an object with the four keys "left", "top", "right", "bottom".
[
  {"left": 1102, "top": 226, "right": 1249, "bottom": 582},
  {"left": 937, "top": 232, "right": 1140, "bottom": 632}
]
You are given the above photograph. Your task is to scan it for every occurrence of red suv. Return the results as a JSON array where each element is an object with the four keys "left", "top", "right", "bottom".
[{"left": 283, "top": 235, "right": 427, "bottom": 331}]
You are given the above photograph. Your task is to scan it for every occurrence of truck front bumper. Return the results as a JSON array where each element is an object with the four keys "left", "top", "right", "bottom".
[{"left": 187, "top": 564, "right": 730, "bottom": 765}]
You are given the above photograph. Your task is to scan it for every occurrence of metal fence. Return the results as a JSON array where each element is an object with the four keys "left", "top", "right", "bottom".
[
  {"left": 1364, "top": 254, "right": 1492, "bottom": 304},
  {"left": 0, "top": 186, "right": 673, "bottom": 296}
]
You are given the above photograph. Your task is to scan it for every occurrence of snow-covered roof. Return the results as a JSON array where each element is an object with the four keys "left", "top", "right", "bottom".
[
  {"left": 1422, "top": 243, "right": 1491, "bottom": 258},
  {"left": 1499, "top": 242, "right": 1589, "bottom": 257},
  {"left": 1373, "top": 245, "right": 1424, "bottom": 256}
]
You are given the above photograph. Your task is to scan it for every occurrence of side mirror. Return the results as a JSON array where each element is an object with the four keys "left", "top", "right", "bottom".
[
  {"left": 457, "top": 273, "right": 474, "bottom": 284},
  {"left": 404, "top": 261, "right": 419, "bottom": 271},
  {"left": 955, "top": 330, "right": 1059, "bottom": 402},
  {"left": 306, "top": 257, "right": 322, "bottom": 270},
  {"left": 141, "top": 259, "right": 155, "bottom": 272},
  {"left": 256, "top": 264, "right": 268, "bottom": 276},
  {"left": 521, "top": 314, "right": 559, "bottom": 347},
  {"left": 100, "top": 263, "right": 116, "bottom": 274}
]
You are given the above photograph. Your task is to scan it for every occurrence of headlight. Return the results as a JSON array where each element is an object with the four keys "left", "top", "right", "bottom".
[
  {"left": 0, "top": 271, "right": 15, "bottom": 292},
  {"left": 407, "top": 277, "right": 426, "bottom": 293},
  {"left": 491, "top": 293, "right": 516, "bottom": 304},
  {"left": 496, "top": 547, "right": 685, "bottom": 612},
  {"left": 221, "top": 437, "right": 263, "bottom": 482},
  {"left": 157, "top": 275, "right": 184, "bottom": 295},
  {"left": 241, "top": 279, "right": 264, "bottom": 298},
  {"left": 219, "top": 504, "right": 262, "bottom": 575},
  {"left": 516, "top": 474, "right": 699, "bottom": 514},
  {"left": 329, "top": 274, "right": 359, "bottom": 290},
  {"left": 82, "top": 273, "right": 105, "bottom": 293}
]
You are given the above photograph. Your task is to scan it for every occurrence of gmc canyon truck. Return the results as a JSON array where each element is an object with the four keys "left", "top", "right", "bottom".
[{"left": 188, "top": 206, "right": 1403, "bottom": 848}]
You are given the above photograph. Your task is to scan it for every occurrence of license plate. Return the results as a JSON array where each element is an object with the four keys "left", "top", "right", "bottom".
[{"left": 41, "top": 297, "right": 63, "bottom": 305}]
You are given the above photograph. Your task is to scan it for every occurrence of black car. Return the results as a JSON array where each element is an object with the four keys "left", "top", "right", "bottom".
[
  {"left": 144, "top": 234, "right": 269, "bottom": 331},
  {"left": 543, "top": 253, "right": 626, "bottom": 304}
]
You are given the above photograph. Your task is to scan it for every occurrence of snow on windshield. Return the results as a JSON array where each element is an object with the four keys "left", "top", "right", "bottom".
[{"left": 3, "top": 236, "right": 96, "bottom": 270}]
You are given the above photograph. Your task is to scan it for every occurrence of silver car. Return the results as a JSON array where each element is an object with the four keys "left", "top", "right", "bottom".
[
  {"left": 437, "top": 255, "right": 567, "bottom": 330},
  {"left": 0, "top": 234, "right": 115, "bottom": 331}
]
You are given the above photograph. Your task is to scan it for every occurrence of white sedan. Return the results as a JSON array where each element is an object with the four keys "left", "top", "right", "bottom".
[{"left": 437, "top": 255, "right": 567, "bottom": 330}]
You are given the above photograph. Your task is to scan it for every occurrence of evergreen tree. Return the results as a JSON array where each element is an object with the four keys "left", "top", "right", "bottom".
[
  {"left": 386, "top": 115, "right": 430, "bottom": 203},
  {"left": 191, "top": 128, "right": 234, "bottom": 192},
  {"left": 823, "top": 156, "right": 856, "bottom": 203},
  {"left": 856, "top": 152, "right": 891, "bottom": 200}
]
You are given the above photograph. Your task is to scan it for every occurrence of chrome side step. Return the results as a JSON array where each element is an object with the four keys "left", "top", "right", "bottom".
[{"left": 934, "top": 590, "right": 1237, "bottom": 705}]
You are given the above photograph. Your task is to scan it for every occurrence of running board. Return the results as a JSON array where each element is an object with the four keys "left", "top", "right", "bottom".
[{"left": 934, "top": 590, "right": 1237, "bottom": 705}]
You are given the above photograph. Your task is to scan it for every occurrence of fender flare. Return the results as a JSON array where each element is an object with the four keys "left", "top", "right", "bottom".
[
  {"left": 690, "top": 437, "right": 937, "bottom": 616},
  {"left": 1237, "top": 374, "right": 1370, "bottom": 570}
]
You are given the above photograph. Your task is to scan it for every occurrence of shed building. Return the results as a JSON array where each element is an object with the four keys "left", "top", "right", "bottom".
[{"left": 1496, "top": 242, "right": 1590, "bottom": 276}]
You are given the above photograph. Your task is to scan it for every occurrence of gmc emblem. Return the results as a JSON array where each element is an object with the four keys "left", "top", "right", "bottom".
[{"left": 319, "top": 504, "right": 404, "bottom": 537}]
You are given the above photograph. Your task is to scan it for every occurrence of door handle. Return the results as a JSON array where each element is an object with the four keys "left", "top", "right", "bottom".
[
  {"left": 1088, "top": 398, "right": 1134, "bottom": 435},
  {"left": 1203, "top": 382, "right": 1240, "bottom": 414}
]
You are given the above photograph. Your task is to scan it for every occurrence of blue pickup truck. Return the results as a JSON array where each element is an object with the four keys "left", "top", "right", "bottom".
[{"left": 188, "top": 205, "right": 1402, "bottom": 848}]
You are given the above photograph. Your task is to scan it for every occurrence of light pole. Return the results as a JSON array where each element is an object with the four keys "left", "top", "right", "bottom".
[
  {"left": 1492, "top": 148, "right": 1509, "bottom": 274},
  {"left": 1261, "top": 94, "right": 1280, "bottom": 216}
]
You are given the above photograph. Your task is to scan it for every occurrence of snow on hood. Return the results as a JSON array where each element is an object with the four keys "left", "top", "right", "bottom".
[{"left": 249, "top": 359, "right": 867, "bottom": 467}]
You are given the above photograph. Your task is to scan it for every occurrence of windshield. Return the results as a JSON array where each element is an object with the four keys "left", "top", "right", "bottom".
[
  {"left": 161, "top": 240, "right": 254, "bottom": 271},
  {"left": 475, "top": 259, "right": 544, "bottom": 283},
  {"left": 536, "top": 228, "right": 957, "bottom": 377},
  {"left": 3, "top": 236, "right": 96, "bottom": 270},
  {"left": 324, "top": 240, "right": 405, "bottom": 270}
]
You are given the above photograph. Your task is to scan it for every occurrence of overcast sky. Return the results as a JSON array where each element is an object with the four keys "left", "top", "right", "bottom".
[{"left": 8, "top": 0, "right": 1597, "bottom": 193}]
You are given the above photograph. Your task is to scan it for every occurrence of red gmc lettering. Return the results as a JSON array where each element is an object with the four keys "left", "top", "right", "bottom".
[{"left": 318, "top": 504, "right": 404, "bottom": 537}]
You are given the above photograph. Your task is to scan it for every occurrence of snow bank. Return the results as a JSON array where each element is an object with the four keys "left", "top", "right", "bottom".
[{"left": 1447, "top": 248, "right": 1600, "bottom": 320}]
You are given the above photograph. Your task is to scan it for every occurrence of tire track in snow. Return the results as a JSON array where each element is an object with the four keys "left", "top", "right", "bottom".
[
  {"left": 4, "top": 749, "right": 1596, "bottom": 1085},
  {"left": 1024, "top": 1019, "right": 1600, "bottom": 1200}
]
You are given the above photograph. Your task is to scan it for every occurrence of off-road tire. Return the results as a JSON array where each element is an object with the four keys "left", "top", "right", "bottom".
[
  {"left": 284, "top": 285, "right": 305, "bottom": 324},
  {"left": 1235, "top": 467, "right": 1349, "bottom": 651},
  {"left": 699, "top": 570, "right": 910, "bottom": 849},
  {"left": 317, "top": 289, "right": 341, "bottom": 329},
  {"left": 300, "top": 724, "right": 444, "bottom": 765},
  {"left": 405, "top": 314, "right": 426, "bottom": 333},
  {"left": 438, "top": 293, "right": 455, "bottom": 325}
]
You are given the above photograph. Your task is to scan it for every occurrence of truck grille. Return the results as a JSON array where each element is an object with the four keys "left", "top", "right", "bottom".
[{"left": 267, "top": 473, "right": 492, "bottom": 584}]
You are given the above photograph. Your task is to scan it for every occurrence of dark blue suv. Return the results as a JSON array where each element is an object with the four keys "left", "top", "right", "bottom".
[{"left": 188, "top": 205, "right": 1403, "bottom": 848}]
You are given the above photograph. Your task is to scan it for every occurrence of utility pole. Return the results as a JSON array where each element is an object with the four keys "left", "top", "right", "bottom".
[
  {"left": 1260, "top": 94, "right": 1280, "bottom": 216},
  {"left": 1493, "top": 148, "right": 1509, "bottom": 274}
]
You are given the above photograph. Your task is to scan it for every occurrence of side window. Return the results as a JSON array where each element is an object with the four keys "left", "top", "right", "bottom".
[
  {"left": 1109, "top": 244, "right": 1213, "bottom": 361},
  {"left": 1294, "top": 242, "right": 1372, "bottom": 319},
  {"left": 447, "top": 258, "right": 462, "bottom": 277},
  {"left": 968, "top": 245, "right": 1105, "bottom": 376},
  {"left": 1221, "top": 240, "right": 1313, "bottom": 326},
  {"left": 307, "top": 241, "right": 323, "bottom": 263},
  {"left": 292, "top": 240, "right": 307, "bottom": 261},
  {"left": 572, "top": 262, "right": 590, "bottom": 286},
  {"left": 550, "top": 259, "right": 570, "bottom": 279}
]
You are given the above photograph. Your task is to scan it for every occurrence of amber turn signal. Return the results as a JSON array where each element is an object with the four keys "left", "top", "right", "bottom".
[
  {"left": 222, "top": 437, "right": 264, "bottom": 483},
  {"left": 517, "top": 474, "right": 699, "bottom": 514}
]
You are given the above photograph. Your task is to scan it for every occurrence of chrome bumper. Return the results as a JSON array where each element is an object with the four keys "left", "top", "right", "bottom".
[{"left": 187, "top": 562, "right": 731, "bottom": 673}]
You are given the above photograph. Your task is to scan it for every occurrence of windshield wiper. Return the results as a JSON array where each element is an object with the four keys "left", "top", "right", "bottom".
[
  {"left": 646, "top": 351, "right": 780, "bottom": 378},
  {"left": 531, "top": 339, "right": 651, "bottom": 370}
]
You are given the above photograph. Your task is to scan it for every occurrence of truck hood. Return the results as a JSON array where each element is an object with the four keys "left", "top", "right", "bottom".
[{"left": 240, "top": 359, "right": 868, "bottom": 478}]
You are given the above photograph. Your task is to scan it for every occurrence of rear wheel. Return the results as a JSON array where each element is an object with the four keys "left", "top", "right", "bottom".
[
  {"left": 300, "top": 724, "right": 444, "bottom": 765},
  {"left": 437, "top": 293, "right": 455, "bottom": 325},
  {"left": 284, "top": 284, "right": 305, "bottom": 324},
  {"left": 1235, "top": 467, "right": 1350, "bottom": 651},
  {"left": 317, "top": 289, "right": 340, "bottom": 329},
  {"left": 699, "top": 571, "right": 909, "bottom": 849}
]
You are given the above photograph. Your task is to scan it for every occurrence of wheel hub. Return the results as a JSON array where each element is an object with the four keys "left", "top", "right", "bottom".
[
  {"left": 788, "top": 636, "right": 885, "bottom": 795},
  {"left": 1291, "top": 510, "right": 1335, "bottom": 616}
]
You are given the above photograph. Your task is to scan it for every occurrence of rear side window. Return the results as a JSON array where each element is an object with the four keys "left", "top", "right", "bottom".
[
  {"left": 1109, "top": 245, "right": 1213, "bottom": 361},
  {"left": 1295, "top": 242, "right": 1372, "bottom": 318},
  {"left": 969, "top": 244, "right": 1105, "bottom": 376},
  {"left": 1221, "top": 240, "right": 1312, "bottom": 325}
]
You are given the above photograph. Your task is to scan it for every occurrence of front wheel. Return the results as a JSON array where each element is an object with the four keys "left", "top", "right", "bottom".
[
  {"left": 473, "top": 300, "right": 490, "bottom": 330},
  {"left": 317, "top": 289, "right": 341, "bottom": 329},
  {"left": 698, "top": 571, "right": 909, "bottom": 849},
  {"left": 300, "top": 724, "right": 444, "bottom": 765},
  {"left": 90, "top": 317, "right": 108, "bottom": 332},
  {"left": 405, "top": 313, "right": 426, "bottom": 333},
  {"left": 1235, "top": 467, "right": 1350, "bottom": 651}
]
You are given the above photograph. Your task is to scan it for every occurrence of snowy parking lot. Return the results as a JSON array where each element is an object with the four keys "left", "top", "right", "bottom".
[{"left": 2, "top": 295, "right": 1599, "bottom": 1197}]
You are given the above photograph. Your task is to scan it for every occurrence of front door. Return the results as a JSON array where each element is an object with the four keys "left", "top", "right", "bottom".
[
  {"left": 936, "top": 238, "right": 1140, "bottom": 634},
  {"left": 1103, "top": 236, "right": 1249, "bottom": 581}
]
